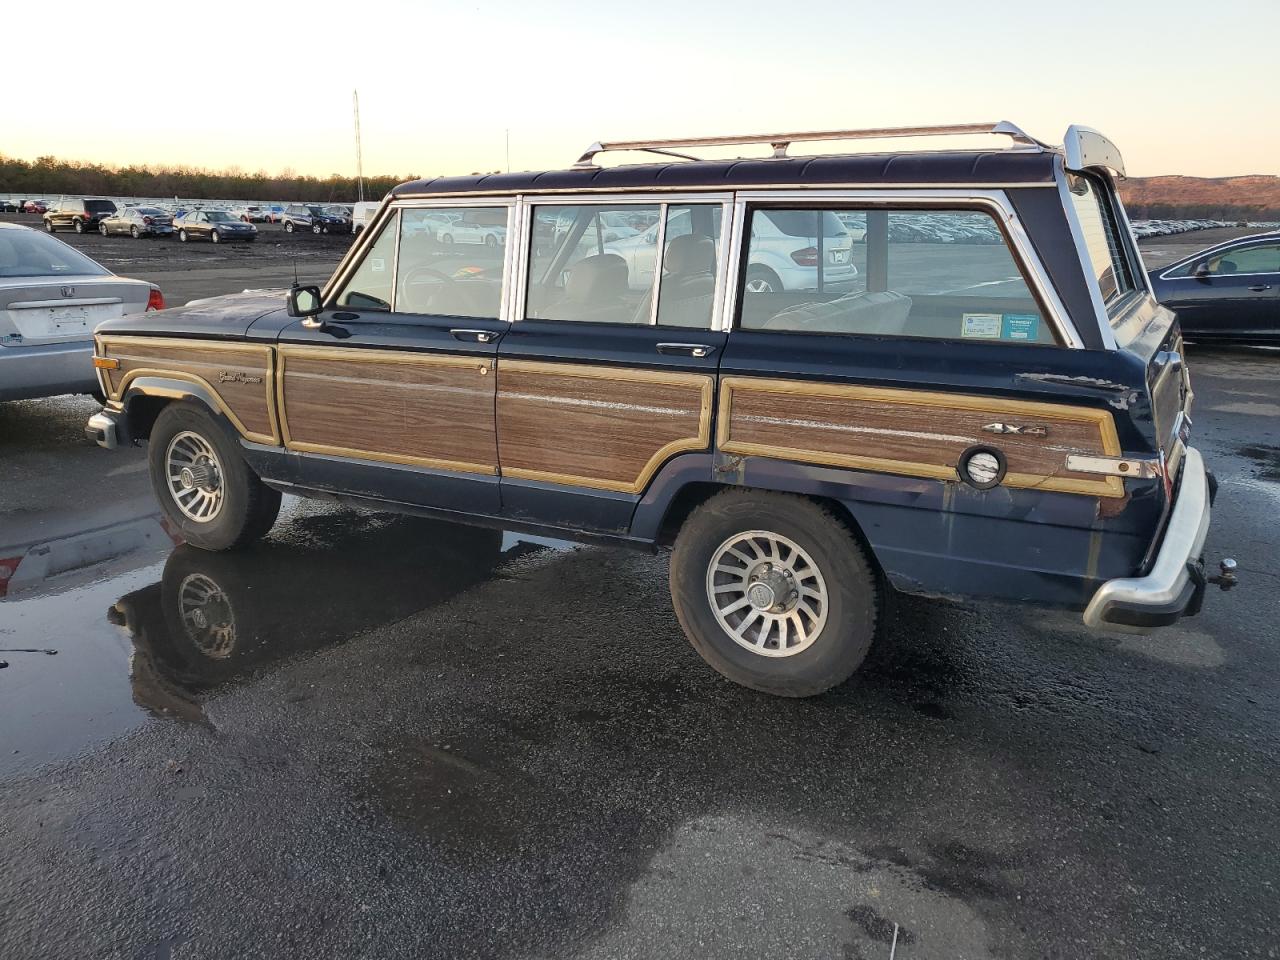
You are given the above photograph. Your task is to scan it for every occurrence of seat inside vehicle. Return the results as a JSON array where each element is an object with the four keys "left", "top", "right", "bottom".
[{"left": 545, "top": 253, "right": 635, "bottom": 323}]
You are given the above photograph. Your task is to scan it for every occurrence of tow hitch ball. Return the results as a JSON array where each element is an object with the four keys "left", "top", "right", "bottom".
[{"left": 1208, "top": 558, "right": 1238, "bottom": 590}]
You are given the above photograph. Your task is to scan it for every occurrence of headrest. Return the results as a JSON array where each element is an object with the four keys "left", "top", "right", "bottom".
[
  {"left": 665, "top": 234, "right": 716, "bottom": 277},
  {"left": 566, "top": 253, "right": 628, "bottom": 302}
]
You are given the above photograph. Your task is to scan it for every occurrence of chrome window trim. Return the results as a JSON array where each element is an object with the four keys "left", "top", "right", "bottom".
[
  {"left": 512, "top": 194, "right": 734, "bottom": 327},
  {"left": 1055, "top": 158, "right": 1117, "bottom": 350},
  {"left": 647, "top": 205, "right": 669, "bottom": 326},
  {"left": 721, "top": 188, "right": 1083, "bottom": 349},
  {"left": 388, "top": 208, "right": 404, "bottom": 312}
]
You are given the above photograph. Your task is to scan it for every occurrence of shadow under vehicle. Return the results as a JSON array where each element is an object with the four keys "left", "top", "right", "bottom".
[{"left": 110, "top": 515, "right": 507, "bottom": 720}]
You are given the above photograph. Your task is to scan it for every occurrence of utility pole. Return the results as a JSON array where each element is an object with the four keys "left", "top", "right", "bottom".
[{"left": 353, "top": 89, "right": 365, "bottom": 202}]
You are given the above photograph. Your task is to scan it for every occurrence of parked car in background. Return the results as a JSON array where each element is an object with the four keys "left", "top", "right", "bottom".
[
  {"left": 438, "top": 210, "right": 507, "bottom": 246},
  {"left": 0, "top": 222, "right": 161, "bottom": 402},
  {"left": 264, "top": 205, "right": 287, "bottom": 223},
  {"left": 1150, "top": 233, "right": 1280, "bottom": 344},
  {"left": 98, "top": 207, "right": 176, "bottom": 239},
  {"left": 174, "top": 210, "right": 258, "bottom": 243},
  {"left": 0, "top": 200, "right": 18, "bottom": 213},
  {"left": 22, "top": 200, "right": 49, "bottom": 214},
  {"left": 743, "top": 209, "right": 857, "bottom": 292},
  {"left": 44, "top": 198, "right": 118, "bottom": 234},
  {"left": 352, "top": 201, "right": 381, "bottom": 235},
  {"left": 282, "top": 204, "right": 352, "bottom": 234},
  {"left": 233, "top": 205, "right": 268, "bottom": 223}
]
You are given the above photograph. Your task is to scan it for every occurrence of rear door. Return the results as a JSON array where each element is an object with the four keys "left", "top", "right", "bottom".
[
  {"left": 495, "top": 197, "right": 729, "bottom": 532},
  {"left": 276, "top": 202, "right": 514, "bottom": 514}
]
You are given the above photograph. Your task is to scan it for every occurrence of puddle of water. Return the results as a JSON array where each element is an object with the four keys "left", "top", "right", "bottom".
[{"left": 0, "top": 502, "right": 573, "bottom": 778}]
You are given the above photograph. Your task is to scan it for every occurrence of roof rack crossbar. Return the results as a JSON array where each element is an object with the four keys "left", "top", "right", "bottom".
[{"left": 573, "top": 120, "right": 1046, "bottom": 167}]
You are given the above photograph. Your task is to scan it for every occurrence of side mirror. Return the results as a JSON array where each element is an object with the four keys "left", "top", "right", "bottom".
[
  {"left": 287, "top": 284, "right": 323, "bottom": 319},
  {"left": 1193, "top": 262, "right": 1212, "bottom": 279}
]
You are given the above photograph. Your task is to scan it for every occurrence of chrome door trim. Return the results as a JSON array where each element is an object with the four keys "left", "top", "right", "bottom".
[
  {"left": 391, "top": 181, "right": 1053, "bottom": 200},
  {"left": 723, "top": 187, "right": 1084, "bottom": 349},
  {"left": 647, "top": 204, "right": 669, "bottom": 326}
]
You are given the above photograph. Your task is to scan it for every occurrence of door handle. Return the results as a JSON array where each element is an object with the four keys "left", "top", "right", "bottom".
[
  {"left": 1247, "top": 285, "right": 1272, "bottom": 292},
  {"left": 657, "top": 342, "right": 717, "bottom": 358},
  {"left": 450, "top": 328, "right": 497, "bottom": 343}
]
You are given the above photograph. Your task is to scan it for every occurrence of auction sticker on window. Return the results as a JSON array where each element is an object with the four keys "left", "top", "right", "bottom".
[
  {"left": 371, "top": 258, "right": 386, "bottom": 273},
  {"left": 961, "top": 313, "right": 1002, "bottom": 339},
  {"left": 1002, "top": 313, "right": 1040, "bottom": 341}
]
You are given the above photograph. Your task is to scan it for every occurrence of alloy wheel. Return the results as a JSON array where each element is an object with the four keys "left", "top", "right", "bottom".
[{"left": 165, "top": 430, "right": 225, "bottom": 523}]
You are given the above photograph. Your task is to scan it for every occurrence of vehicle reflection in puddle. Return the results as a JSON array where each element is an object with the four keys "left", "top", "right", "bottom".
[{"left": 0, "top": 502, "right": 571, "bottom": 776}]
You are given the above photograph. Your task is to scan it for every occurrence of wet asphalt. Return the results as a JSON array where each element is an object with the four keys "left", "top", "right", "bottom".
[{"left": 0, "top": 231, "right": 1278, "bottom": 959}]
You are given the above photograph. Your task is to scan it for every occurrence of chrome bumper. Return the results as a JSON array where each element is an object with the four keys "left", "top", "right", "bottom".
[
  {"left": 1083, "top": 446, "right": 1211, "bottom": 631},
  {"left": 85, "top": 410, "right": 121, "bottom": 449}
]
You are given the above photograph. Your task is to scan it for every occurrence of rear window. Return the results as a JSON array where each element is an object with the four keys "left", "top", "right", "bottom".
[
  {"left": 760, "top": 210, "right": 847, "bottom": 238},
  {"left": 85, "top": 200, "right": 116, "bottom": 213},
  {"left": 0, "top": 228, "right": 110, "bottom": 278},
  {"left": 1066, "top": 174, "right": 1136, "bottom": 310}
]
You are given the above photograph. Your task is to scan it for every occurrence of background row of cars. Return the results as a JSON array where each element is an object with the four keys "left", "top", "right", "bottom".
[{"left": 27, "top": 198, "right": 357, "bottom": 243}]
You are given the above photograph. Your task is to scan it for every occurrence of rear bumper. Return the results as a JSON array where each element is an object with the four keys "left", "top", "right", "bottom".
[
  {"left": 1083, "top": 446, "right": 1212, "bottom": 630},
  {"left": 0, "top": 340, "right": 97, "bottom": 402}
]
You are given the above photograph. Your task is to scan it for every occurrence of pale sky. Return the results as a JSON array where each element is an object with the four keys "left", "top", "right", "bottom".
[{"left": 6, "top": 0, "right": 1277, "bottom": 180}]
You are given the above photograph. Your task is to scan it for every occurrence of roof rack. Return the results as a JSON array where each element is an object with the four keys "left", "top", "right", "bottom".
[{"left": 572, "top": 121, "right": 1047, "bottom": 168}]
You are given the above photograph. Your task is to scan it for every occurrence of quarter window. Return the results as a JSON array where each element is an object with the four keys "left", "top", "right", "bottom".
[
  {"left": 334, "top": 213, "right": 398, "bottom": 311},
  {"left": 1067, "top": 173, "right": 1136, "bottom": 307},
  {"left": 526, "top": 203, "right": 721, "bottom": 328},
  {"left": 738, "top": 207, "right": 1054, "bottom": 345}
]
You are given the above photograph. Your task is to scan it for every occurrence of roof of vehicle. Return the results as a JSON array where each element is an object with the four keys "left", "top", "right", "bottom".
[{"left": 390, "top": 149, "right": 1059, "bottom": 198}]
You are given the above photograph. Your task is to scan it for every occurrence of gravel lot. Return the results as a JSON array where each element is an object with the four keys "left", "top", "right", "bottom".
[{"left": 0, "top": 224, "right": 1276, "bottom": 960}]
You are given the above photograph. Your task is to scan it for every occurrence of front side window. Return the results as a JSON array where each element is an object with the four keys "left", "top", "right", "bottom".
[
  {"left": 1067, "top": 173, "right": 1136, "bottom": 308},
  {"left": 1203, "top": 243, "right": 1280, "bottom": 276},
  {"left": 526, "top": 203, "right": 720, "bottom": 327},
  {"left": 738, "top": 206, "right": 1054, "bottom": 345},
  {"left": 396, "top": 206, "right": 509, "bottom": 318}
]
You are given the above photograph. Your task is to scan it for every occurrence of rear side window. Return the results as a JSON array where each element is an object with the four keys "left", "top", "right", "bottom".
[
  {"left": 738, "top": 207, "right": 1054, "bottom": 345},
  {"left": 1066, "top": 174, "right": 1136, "bottom": 307},
  {"left": 85, "top": 200, "right": 115, "bottom": 214},
  {"left": 1205, "top": 243, "right": 1280, "bottom": 275}
]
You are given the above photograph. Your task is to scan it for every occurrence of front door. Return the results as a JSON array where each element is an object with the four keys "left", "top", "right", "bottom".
[
  {"left": 496, "top": 199, "right": 729, "bottom": 532},
  {"left": 276, "top": 203, "right": 514, "bottom": 514}
]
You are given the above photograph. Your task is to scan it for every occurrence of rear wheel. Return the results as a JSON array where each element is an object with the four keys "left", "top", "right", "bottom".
[
  {"left": 44, "top": 219, "right": 55, "bottom": 233},
  {"left": 312, "top": 223, "right": 322, "bottom": 235},
  {"left": 99, "top": 223, "right": 109, "bottom": 236},
  {"left": 147, "top": 402, "right": 282, "bottom": 551},
  {"left": 669, "top": 490, "right": 880, "bottom": 697},
  {"left": 179, "top": 229, "right": 188, "bottom": 242},
  {"left": 130, "top": 225, "right": 141, "bottom": 239},
  {"left": 211, "top": 230, "right": 221, "bottom": 244},
  {"left": 744, "top": 265, "right": 781, "bottom": 294},
  {"left": 285, "top": 221, "right": 295, "bottom": 233},
  {"left": 74, "top": 219, "right": 84, "bottom": 234}
]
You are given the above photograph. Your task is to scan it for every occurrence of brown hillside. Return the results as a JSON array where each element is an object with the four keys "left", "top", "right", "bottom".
[{"left": 1118, "top": 175, "right": 1280, "bottom": 220}]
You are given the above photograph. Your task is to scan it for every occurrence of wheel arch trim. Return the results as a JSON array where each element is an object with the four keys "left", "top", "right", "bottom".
[{"left": 121, "top": 374, "right": 275, "bottom": 445}]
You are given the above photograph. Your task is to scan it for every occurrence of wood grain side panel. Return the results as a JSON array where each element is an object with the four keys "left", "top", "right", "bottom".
[
  {"left": 279, "top": 347, "right": 497, "bottom": 474},
  {"left": 99, "top": 336, "right": 276, "bottom": 442},
  {"left": 497, "top": 361, "right": 713, "bottom": 493},
  {"left": 719, "top": 377, "right": 1124, "bottom": 498}
]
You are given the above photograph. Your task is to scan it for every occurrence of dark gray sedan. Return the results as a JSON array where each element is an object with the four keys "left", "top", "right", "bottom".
[
  {"left": 99, "top": 207, "right": 176, "bottom": 239},
  {"left": 174, "top": 210, "right": 258, "bottom": 244},
  {"left": 1149, "top": 232, "right": 1280, "bottom": 344}
]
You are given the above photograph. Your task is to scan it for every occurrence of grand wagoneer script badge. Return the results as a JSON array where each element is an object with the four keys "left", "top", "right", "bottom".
[{"left": 218, "top": 371, "right": 263, "bottom": 384}]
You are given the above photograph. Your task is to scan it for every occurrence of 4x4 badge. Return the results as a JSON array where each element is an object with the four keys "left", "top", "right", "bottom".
[{"left": 982, "top": 422, "right": 1048, "bottom": 437}]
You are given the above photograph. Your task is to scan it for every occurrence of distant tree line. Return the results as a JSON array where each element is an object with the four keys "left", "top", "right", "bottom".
[
  {"left": 0, "top": 154, "right": 445, "bottom": 202},
  {"left": 1123, "top": 201, "right": 1280, "bottom": 222}
]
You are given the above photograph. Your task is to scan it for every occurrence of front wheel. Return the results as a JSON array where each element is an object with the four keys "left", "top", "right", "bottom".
[
  {"left": 284, "top": 221, "right": 294, "bottom": 233},
  {"left": 148, "top": 402, "right": 282, "bottom": 551},
  {"left": 211, "top": 230, "right": 220, "bottom": 244},
  {"left": 179, "top": 229, "right": 188, "bottom": 242},
  {"left": 44, "top": 219, "right": 55, "bottom": 233},
  {"left": 99, "top": 223, "right": 109, "bottom": 236},
  {"left": 131, "top": 225, "right": 141, "bottom": 239},
  {"left": 74, "top": 219, "right": 84, "bottom": 234},
  {"left": 312, "top": 223, "right": 322, "bottom": 235},
  {"left": 669, "top": 490, "right": 880, "bottom": 697}
]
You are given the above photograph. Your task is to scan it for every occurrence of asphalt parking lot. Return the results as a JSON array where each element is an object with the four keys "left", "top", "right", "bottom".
[{"left": 1, "top": 226, "right": 1277, "bottom": 959}]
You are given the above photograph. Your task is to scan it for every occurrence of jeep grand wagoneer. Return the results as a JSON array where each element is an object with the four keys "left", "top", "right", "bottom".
[{"left": 86, "top": 122, "right": 1234, "bottom": 696}]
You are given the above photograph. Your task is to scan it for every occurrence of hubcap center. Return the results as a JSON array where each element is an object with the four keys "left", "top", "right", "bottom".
[{"left": 747, "top": 566, "right": 797, "bottom": 612}]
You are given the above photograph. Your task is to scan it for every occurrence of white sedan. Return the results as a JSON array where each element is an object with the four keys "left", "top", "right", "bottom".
[{"left": 0, "top": 222, "right": 161, "bottom": 402}]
